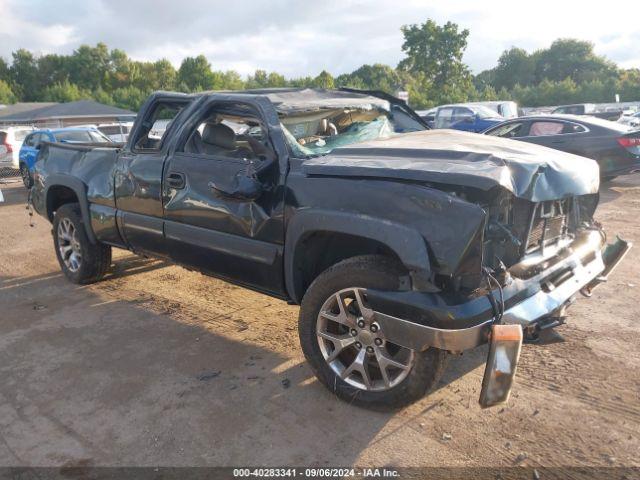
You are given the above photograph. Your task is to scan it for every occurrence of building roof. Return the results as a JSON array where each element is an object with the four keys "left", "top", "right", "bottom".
[
  {"left": 0, "top": 102, "right": 57, "bottom": 118},
  {"left": 0, "top": 100, "right": 136, "bottom": 122}
]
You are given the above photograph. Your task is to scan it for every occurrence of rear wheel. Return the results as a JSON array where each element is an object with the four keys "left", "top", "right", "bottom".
[
  {"left": 20, "top": 163, "right": 32, "bottom": 188},
  {"left": 53, "top": 203, "right": 111, "bottom": 284},
  {"left": 298, "top": 255, "right": 447, "bottom": 410}
]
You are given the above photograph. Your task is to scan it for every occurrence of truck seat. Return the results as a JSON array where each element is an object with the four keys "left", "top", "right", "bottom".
[{"left": 185, "top": 122, "right": 256, "bottom": 159}]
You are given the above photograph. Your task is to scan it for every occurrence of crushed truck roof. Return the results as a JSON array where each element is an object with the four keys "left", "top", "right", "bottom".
[{"left": 196, "top": 88, "right": 392, "bottom": 114}]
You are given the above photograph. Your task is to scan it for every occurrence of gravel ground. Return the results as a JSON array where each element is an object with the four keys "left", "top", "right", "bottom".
[{"left": 0, "top": 176, "right": 638, "bottom": 472}]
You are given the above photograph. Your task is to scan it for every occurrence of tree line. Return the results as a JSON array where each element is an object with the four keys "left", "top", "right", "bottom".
[{"left": 0, "top": 19, "right": 638, "bottom": 112}]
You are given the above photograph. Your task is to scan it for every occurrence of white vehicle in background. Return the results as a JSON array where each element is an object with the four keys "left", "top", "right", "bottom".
[
  {"left": 0, "top": 126, "right": 34, "bottom": 170},
  {"left": 415, "top": 107, "right": 437, "bottom": 128},
  {"left": 97, "top": 122, "right": 134, "bottom": 142},
  {"left": 467, "top": 101, "right": 519, "bottom": 118},
  {"left": 618, "top": 111, "right": 640, "bottom": 128}
]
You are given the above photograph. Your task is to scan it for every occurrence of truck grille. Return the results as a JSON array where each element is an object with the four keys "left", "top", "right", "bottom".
[
  {"left": 524, "top": 201, "right": 569, "bottom": 252},
  {"left": 482, "top": 197, "right": 575, "bottom": 271}
]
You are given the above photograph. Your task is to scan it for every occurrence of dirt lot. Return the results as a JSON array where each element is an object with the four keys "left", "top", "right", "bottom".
[{"left": 0, "top": 176, "right": 639, "bottom": 472}]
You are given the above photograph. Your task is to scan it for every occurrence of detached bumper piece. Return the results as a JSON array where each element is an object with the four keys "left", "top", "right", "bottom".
[{"left": 479, "top": 324, "right": 523, "bottom": 408}]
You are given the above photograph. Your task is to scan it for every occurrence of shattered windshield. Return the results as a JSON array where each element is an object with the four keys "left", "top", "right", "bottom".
[{"left": 280, "top": 106, "right": 424, "bottom": 157}]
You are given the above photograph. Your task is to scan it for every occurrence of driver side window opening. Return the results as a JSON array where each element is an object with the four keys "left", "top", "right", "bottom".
[{"left": 180, "top": 102, "right": 272, "bottom": 162}]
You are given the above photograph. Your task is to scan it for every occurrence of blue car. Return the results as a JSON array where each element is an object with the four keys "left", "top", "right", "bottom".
[
  {"left": 19, "top": 127, "right": 111, "bottom": 187},
  {"left": 434, "top": 104, "right": 505, "bottom": 132}
]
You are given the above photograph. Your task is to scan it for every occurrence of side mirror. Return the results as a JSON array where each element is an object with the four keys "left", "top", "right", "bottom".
[
  {"left": 464, "top": 115, "right": 475, "bottom": 123},
  {"left": 208, "top": 171, "right": 263, "bottom": 201}
]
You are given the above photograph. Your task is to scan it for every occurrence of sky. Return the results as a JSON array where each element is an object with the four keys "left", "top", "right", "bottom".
[{"left": 0, "top": 0, "right": 638, "bottom": 77}]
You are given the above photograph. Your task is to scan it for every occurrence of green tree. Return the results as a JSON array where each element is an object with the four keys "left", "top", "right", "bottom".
[
  {"left": 211, "top": 70, "right": 244, "bottom": 90},
  {"left": 337, "top": 64, "right": 403, "bottom": 94},
  {"left": 152, "top": 59, "right": 177, "bottom": 90},
  {"left": 617, "top": 69, "right": 640, "bottom": 102},
  {"left": 398, "top": 19, "right": 472, "bottom": 103},
  {"left": 287, "top": 76, "right": 314, "bottom": 88},
  {"left": 491, "top": 47, "right": 536, "bottom": 90},
  {"left": 177, "top": 55, "right": 214, "bottom": 91},
  {"left": 36, "top": 54, "right": 72, "bottom": 95},
  {"left": 92, "top": 87, "right": 114, "bottom": 105},
  {"left": 41, "top": 81, "right": 91, "bottom": 102},
  {"left": 403, "top": 71, "right": 434, "bottom": 109},
  {"left": 69, "top": 43, "right": 111, "bottom": 91},
  {"left": 42, "top": 80, "right": 92, "bottom": 102},
  {"left": 9, "top": 49, "right": 39, "bottom": 100},
  {"left": 0, "top": 57, "right": 9, "bottom": 83},
  {"left": 112, "top": 86, "right": 147, "bottom": 111},
  {"left": 535, "top": 39, "right": 617, "bottom": 84},
  {"left": 108, "top": 48, "right": 136, "bottom": 90},
  {"left": 310, "top": 70, "right": 335, "bottom": 89},
  {"left": 0, "top": 79, "right": 17, "bottom": 104}
]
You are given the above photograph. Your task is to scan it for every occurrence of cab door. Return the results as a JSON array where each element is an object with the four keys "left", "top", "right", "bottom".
[
  {"left": 161, "top": 96, "right": 286, "bottom": 295},
  {"left": 113, "top": 93, "right": 193, "bottom": 257}
]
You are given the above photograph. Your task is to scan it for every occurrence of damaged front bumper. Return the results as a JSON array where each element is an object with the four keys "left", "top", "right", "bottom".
[
  {"left": 366, "top": 229, "right": 629, "bottom": 407},
  {"left": 366, "top": 229, "right": 631, "bottom": 353}
]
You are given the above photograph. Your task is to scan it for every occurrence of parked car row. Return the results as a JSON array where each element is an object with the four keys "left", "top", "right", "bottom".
[
  {"left": 413, "top": 97, "right": 639, "bottom": 181},
  {"left": 2, "top": 121, "right": 131, "bottom": 180},
  {"left": 417, "top": 101, "right": 518, "bottom": 131},
  {"left": 96, "top": 122, "right": 134, "bottom": 142},
  {"left": 18, "top": 127, "right": 112, "bottom": 187},
  {"left": 433, "top": 104, "right": 505, "bottom": 132},
  {"left": 418, "top": 101, "right": 630, "bottom": 133},
  {"left": 618, "top": 110, "right": 640, "bottom": 128},
  {"left": 550, "top": 103, "right": 623, "bottom": 121},
  {"left": 0, "top": 126, "right": 34, "bottom": 171},
  {"left": 483, "top": 115, "right": 640, "bottom": 180}
]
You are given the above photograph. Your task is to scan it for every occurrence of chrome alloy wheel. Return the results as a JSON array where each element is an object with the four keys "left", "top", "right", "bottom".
[
  {"left": 316, "top": 288, "right": 415, "bottom": 391},
  {"left": 57, "top": 218, "right": 82, "bottom": 272}
]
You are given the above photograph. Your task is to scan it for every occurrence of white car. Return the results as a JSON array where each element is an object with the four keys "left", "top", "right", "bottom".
[
  {"left": 0, "top": 126, "right": 34, "bottom": 170},
  {"left": 618, "top": 111, "right": 640, "bottom": 128},
  {"left": 97, "top": 122, "right": 133, "bottom": 143}
]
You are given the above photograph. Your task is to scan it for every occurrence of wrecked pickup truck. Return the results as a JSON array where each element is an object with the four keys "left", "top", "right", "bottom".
[{"left": 30, "top": 88, "right": 630, "bottom": 410}]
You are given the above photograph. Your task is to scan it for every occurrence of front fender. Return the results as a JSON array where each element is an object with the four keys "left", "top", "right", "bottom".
[{"left": 284, "top": 208, "right": 432, "bottom": 302}]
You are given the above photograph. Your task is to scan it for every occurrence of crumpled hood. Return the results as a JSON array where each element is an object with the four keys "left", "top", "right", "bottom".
[{"left": 302, "top": 129, "right": 600, "bottom": 201}]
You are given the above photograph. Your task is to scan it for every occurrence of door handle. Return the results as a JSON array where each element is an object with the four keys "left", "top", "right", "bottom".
[{"left": 166, "top": 172, "right": 185, "bottom": 189}]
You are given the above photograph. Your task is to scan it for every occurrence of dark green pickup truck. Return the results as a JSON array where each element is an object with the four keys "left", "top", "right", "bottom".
[{"left": 29, "top": 88, "right": 630, "bottom": 409}]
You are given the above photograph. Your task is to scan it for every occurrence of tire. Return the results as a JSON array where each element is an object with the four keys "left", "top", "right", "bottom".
[
  {"left": 298, "top": 255, "right": 447, "bottom": 410},
  {"left": 52, "top": 203, "right": 112, "bottom": 284},
  {"left": 20, "top": 163, "right": 32, "bottom": 189}
]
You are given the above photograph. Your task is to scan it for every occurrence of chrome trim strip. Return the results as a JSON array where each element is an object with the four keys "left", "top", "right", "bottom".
[{"left": 373, "top": 311, "right": 492, "bottom": 352}]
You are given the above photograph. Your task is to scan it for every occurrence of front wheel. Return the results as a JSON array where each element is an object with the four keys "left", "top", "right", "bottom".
[
  {"left": 298, "top": 255, "right": 447, "bottom": 410},
  {"left": 53, "top": 203, "right": 112, "bottom": 284}
]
